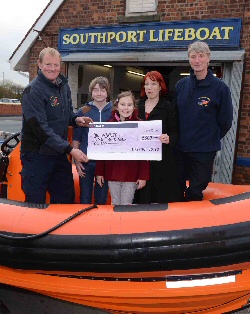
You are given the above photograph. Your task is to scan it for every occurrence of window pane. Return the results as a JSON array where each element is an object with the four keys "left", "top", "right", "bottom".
[{"left": 128, "top": 0, "right": 157, "bottom": 13}]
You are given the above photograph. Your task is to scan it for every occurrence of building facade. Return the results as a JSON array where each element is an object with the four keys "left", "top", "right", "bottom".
[{"left": 9, "top": 0, "right": 250, "bottom": 184}]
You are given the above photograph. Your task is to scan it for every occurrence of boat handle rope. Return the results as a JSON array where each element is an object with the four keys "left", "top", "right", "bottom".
[{"left": 0, "top": 204, "right": 98, "bottom": 240}]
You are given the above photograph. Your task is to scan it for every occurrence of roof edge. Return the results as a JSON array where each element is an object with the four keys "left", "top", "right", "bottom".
[
  {"left": 61, "top": 50, "right": 245, "bottom": 63},
  {"left": 9, "top": 0, "right": 65, "bottom": 72}
]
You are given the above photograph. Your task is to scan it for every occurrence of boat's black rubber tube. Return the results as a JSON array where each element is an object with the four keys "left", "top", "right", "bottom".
[{"left": 0, "top": 204, "right": 97, "bottom": 240}]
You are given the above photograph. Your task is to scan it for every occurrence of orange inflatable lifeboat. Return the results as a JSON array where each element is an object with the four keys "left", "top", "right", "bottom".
[{"left": 1, "top": 133, "right": 250, "bottom": 313}]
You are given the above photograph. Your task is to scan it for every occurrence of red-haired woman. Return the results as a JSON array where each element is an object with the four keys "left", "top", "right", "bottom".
[{"left": 134, "top": 71, "right": 182, "bottom": 203}]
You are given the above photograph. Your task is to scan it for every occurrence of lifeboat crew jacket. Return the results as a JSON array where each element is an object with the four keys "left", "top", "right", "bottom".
[
  {"left": 174, "top": 69, "right": 233, "bottom": 201},
  {"left": 20, "top": 70, "right": 80, "bottom": 204}
]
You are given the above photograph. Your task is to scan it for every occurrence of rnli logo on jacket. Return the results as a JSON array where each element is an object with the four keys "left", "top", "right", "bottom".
[
  {"left": 198, "top": 97, "right": 210, "bottom": 107},
  {"left": 50, "top": 96, "right": 59, "bottom": 107}
]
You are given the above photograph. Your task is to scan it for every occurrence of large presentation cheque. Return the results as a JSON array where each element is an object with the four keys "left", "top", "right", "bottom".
[{"left": 87, "top": 120, "right": 162, "bottom": 160}]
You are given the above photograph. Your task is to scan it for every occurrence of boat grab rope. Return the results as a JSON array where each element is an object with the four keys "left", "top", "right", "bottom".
[{"left": 0, "top": 204, "right": 98, "bottom": 240}]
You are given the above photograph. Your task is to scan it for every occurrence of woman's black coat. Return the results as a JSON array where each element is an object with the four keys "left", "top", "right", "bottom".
[{"left": 134, "top": 97, "right": 182, "bottom": 203}]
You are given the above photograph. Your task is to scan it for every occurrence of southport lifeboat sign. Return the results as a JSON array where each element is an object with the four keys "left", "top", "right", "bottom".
[{"left": 58, "top": 18, "right": 241, "bottom": 53}]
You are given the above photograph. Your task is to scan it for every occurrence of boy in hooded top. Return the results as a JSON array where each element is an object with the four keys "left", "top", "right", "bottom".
[{"left": 72, "top": 76, "right": 112, "bottom": 204}]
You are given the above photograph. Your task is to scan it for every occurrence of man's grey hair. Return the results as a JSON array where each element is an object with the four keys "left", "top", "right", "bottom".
[{"left": 188, "top": 41, "right": 211, "bottom": 57}]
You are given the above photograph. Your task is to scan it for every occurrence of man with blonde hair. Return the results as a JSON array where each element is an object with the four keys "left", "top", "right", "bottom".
[
  {"left": 21, "top": 47, "right": 92, "bottom": 204},
  {"left": 174, "top": 41, "right": 233, "bottom": 201}
]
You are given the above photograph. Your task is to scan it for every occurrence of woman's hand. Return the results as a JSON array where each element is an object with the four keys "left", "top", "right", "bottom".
[
  {"left": 136, "top": 179, "right": 146, "bottom": 189},
  {"left": 159, "top": 133, "right": 170, "bottom": 144},
  {"left": 96, "top": 175, "right": 104, "bottom": 187}
]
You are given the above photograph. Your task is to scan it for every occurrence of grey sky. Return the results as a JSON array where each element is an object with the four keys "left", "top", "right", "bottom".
[{"left": 0, "top": 0, "right": 50, "bottom": 87}]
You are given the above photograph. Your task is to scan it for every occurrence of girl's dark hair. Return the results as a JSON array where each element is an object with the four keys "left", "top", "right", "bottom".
[
  {"left": 113, "top": 90, "right": 136, "bottom": 110},
  {"left": 140, "top": 71, "right": 167, "bottom": 97}
]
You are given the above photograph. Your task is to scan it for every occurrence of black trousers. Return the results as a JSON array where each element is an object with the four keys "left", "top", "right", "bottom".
[
  {"left": 174, "top": 149, "right": 216, "bottom": 201},
  {"left": 20, "top": 152, "right": 75, "bottom": 204}
]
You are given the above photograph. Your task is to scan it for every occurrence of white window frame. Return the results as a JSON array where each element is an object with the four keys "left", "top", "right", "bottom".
[{"left": 125, "top": 0, "right": 158, "bottom": 16}]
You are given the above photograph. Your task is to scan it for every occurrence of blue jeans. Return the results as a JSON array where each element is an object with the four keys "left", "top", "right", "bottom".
[
  {"left": 174, "top": 149, "right": 216, "bottom": 201},
  {"left": 20, "top": 152, "right": 75, "bottom": 204},
  {"left": 79, "top": 160, "right": 108, "bottom": 204}
]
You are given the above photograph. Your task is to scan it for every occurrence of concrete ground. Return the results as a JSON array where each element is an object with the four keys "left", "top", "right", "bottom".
[
  {"left": 1, "top": 283, "right": 250, "bottom": 314},
  {"left": 0, "top": 284, "right": 108, "bottom": 314},
  {"left": 0, "top": 115, "right": 22, "bottom": 148},
  {"left": 0, "top": 115, "right": 22, "bottom": 136}
]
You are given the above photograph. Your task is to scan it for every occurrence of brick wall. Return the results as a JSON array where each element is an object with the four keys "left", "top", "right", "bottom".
[
  {"left": 234, "top": 165, "right": 250, "bottom": 184},
  {"left": 28, "top": 0, "right": 125, "bottom": 79},
  {"left": 0, "top": 104, "right": 22, "bottom": 115},
  {"left": 27, "top": 0, "right": 250, "bottom": 184}
]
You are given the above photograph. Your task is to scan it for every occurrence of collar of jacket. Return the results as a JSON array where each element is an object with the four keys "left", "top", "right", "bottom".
[
  {"left": 188, "top": 69, "right": 214, "bottom": 96},
  {"left": 190, "top": 69, "right": 214, "bottom": 86},
  {"left": 138, "top": 97, "right": 167, "bottom": 121},
  {"left": 37, "top": 69, "right": 67, "bottom": 88},
  {"left": 140, "top": 97, "right": 168, "bottom": 112},
  {"left": 111, "top": 109, "right": 139, "bottom": 121},
  {"left": 86, "top": 101, "right": 113, "bottom": 111}
]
